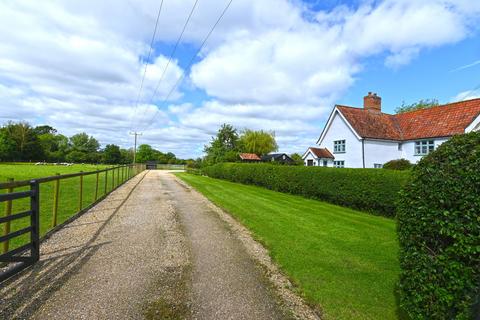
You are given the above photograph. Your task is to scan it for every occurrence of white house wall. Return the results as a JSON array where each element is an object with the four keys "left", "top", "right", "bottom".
[
  {"left": 318, "top": 111, "right": 364, "bottom": 168},
  {"left": 303, "top": 151, "right": 319, "bottom": 166},
  {"left": 400, "top": 138, "right": 449, "bottom": 163},
  {"left": 364, "top": 139, "right": 401, "bottom": 168}
]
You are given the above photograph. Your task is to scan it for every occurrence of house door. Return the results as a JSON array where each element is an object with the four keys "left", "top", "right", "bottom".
[
  {"left": 307, "top": 160, "right": 313, "bottom": 166},
  {"left": 323, "top": 160, "right": 328, "bottom": 167}
]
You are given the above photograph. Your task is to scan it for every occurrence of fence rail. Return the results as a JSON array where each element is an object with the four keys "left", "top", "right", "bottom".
[{"left": 0, "top": 163, "right": 146, "bottom": 283}]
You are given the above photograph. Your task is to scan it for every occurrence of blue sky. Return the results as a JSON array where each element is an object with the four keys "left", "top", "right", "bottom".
[{"left": 0, "top": 0, "right": 479, "bottom": 158}]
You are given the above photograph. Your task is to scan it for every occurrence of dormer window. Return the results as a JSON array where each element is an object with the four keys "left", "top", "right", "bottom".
[
  {"left": 415, "top": 140, "right": 435, "bottom": 155},
  {"left": 333, "top": 140, "right": 346, "bottom": 153}
]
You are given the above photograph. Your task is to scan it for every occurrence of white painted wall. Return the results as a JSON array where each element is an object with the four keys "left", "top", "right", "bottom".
[
  {"left": 401, "top": 138, "right": 449, "bottom": 163},
  {"left": 303, "top": 151, "right": 319, "bottom": 166},
  {"left": 302, "top": 150, "right": 333, "bottom": 166},
  {"left": 318, "top": 111, "right": 364, "bottom": 168},
  {"left": 364, "top": 139, "right": 401, "bottom": 168}
]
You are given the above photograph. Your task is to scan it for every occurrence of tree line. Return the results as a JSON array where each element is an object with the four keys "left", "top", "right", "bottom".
[
  {"left": 200, "top": 124, "right": 303, "bottom": 167},
  {"left": 0, "top": 121, "right": 185, "bottom": 164}
]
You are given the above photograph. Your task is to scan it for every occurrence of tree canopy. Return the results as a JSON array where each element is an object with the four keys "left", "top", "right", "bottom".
[
  {"left": 238, "top": 129, "right": 278, "bottom": 156},
  {"left": 0, "top": 121, "right": 185, "bottom": 165},
  {"left": 395, "top": 99, "right": 439, "bottom": 114}
]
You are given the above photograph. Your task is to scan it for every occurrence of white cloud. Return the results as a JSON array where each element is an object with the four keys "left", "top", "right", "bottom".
[
  {"left": 453, "top": 89, "right": 480, "bottom": 102},
  {"left": 1, "top": 0, "right": 480, "bottom": 159}
]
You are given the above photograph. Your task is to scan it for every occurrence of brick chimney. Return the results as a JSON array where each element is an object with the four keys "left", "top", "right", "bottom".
[{"left": 364, "top": 92, "right": 381, "bottom": 112}]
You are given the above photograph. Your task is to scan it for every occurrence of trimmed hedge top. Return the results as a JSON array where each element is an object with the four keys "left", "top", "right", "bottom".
[
  {"left": 397, "top": 132, "right": 480, "bottom": 319},
  {"left": 202, "top": 163, "right": 410, "bottom": 216}
]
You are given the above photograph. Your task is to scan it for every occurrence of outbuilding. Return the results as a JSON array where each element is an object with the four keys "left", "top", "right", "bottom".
[{"left": 146, "top": 161, "right": 157, "bottom": 170}]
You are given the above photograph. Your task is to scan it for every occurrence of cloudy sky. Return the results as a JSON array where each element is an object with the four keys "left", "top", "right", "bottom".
[{"left": 1, "top": 0, "right": 480, "bottom": 158}]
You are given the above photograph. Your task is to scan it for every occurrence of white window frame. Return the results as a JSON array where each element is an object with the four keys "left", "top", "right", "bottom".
[
  {"left": 307, "top": 159, "right": 313, "bottom": 166},
  {"left": 414, "top": 140, "right": 435, "bottom": 156},
  {"left": 333, "top": 160, "right": 345, "bottom": 168},
  {"left": 333, "top": 140, "right": 346, "bottom": 153}
]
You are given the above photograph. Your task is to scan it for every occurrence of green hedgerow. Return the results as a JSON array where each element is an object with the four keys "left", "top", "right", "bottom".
[
  {"left": 397, "top": 132, "right": 480, "bottom": 319},
  {"left": 383, "top": 158, "right": 413, "bottom": 170},
  {"left": 202, "top": 163, "right": 409, "bottom": 216}
]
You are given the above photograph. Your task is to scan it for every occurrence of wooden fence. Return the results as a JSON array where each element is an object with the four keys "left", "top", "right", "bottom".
[{"left": 0, "top": 164, "right": 145, "bottom": 282}]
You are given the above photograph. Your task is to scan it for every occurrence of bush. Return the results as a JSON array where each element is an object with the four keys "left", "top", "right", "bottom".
[
  {"left": 202, "top": 163, "right": 409, "bottom": 216},
  {"left": 397, "top": 132, "right": 480, "bottom": 319},
  {"left": 383, "top": 158, "right": 413, "bottom": 170}
]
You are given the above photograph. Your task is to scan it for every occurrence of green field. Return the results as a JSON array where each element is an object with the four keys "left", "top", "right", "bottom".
[
  {"left": 0, "top": 163, "right": 129, "bottom": 251},
  {"left": 177, "top": 173, "right": 401, "bottom": 320}
]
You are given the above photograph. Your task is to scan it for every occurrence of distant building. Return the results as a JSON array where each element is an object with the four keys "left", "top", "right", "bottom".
[
  {"left": 302, "top": 147, "right": 334, "bottom": 167},
  {"left": 261, "top": 153, "right": 294, "bottom": 164},
  {"left": 146, "top": 161, "right": 157, "bottom": 170},
  {"left": 303, "top": 93, "right": 480, "bottom": 168},
  {"left": 239, "top": 153, "right": 261, "bottom": 162}
]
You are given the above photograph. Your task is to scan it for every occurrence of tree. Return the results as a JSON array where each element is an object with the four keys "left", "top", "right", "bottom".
[
  {"left": 4, "top": 121, "right": 43, "bottom": 160},
  {"left": 103, "top": 144, "right": 122, "bottom": 164},
  {"left": 69, "top": 133, "right": 100, "bottom": 153},
  {"left": 290, "top": 153, "right": 303, "bottom": 165},
  {"left": 204, "top": 124, "right": 240, "bottom": 164},
  {"left": 68, "top": 133, "right": 100, "bottom": 163},
  {"left": 395, "top": 99, "right": 439, "bottom": 114},
  {"left": 136, "top": 144, "right": 157, "bottom": 163},
  {"left": 120, "top": 148, "right": 133, "bottom": 164},
  {"left": 238, "top": 129, "right": 278, "bottom": 156},
  {"left": 0, "top": 127, "right": 16, "bottom": 161}
]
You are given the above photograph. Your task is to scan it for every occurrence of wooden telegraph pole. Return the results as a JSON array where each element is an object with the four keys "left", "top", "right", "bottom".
[{"left": 129, "top": 131, "right": 142, "bottom": 164}]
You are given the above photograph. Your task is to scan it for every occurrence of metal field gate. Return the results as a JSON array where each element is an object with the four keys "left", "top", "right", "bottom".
[{"left": 0, "top": 180, "right": 40, "bottom": 282}]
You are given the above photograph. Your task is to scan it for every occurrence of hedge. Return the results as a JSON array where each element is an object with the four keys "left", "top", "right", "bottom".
[
  {"left": 397, "top": 132, "right": 480, "bottom": 319},
  {"left": 202, "top": 163, "right": 410, "bottom": 216}
]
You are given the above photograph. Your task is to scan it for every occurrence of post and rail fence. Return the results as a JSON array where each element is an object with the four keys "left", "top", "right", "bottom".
[{"left": 0, "top": 163, "right": 146, "bottom": 283}]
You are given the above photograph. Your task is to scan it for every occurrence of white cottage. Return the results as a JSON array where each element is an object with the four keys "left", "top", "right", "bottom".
[{"left": 303, "top": 93, "right": 480, "bottom": 168}]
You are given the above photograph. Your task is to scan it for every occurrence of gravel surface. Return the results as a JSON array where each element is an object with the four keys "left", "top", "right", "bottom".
[
  {"left": 162, "top": 173, "right": 291, "bottom": 320},
  {"left": 0, "top": 171, "right": 190, "bottom": 319},
  {"left": 1, "top": 170, "right": 318, "bottom": 320}
]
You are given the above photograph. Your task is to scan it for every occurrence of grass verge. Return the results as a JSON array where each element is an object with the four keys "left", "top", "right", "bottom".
[
  {"left": 176, "top": 173, "right": 401, "bottom": 320},
  {"left": 0, "top": 163, "right": 126, "bottom": 250}
]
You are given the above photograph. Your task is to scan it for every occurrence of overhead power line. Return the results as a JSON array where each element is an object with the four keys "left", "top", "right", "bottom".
[
  {"left": 149, "top": 0, "right": 199, "bottom": 105},
  {"left": 130, "top": 0, "right": 164, "bottom": 132},
  {"left": 140, "top": 0, "right": 234, "bottom": 131}
]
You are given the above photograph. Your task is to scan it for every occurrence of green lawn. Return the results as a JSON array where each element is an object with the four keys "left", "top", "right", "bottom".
[
  {"left": 177, "top": 173, "right": 401, "bottom": 320},
  {"left": 0, "top": 163, "right": 128, "bottom": 250}
]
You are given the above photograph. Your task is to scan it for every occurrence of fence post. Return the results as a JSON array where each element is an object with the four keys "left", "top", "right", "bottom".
[
  {"left": 30, "top": 180, "right": 40, "bottom": 263},
  {"left": 112, "top": 168, "right": 115, "bottom": 190},
  {"left": 52, "top": 174, "right": 60, "bottom": 228},
  {"left": 104, "top": 169, "right": 108, "bottom": 195},
  {"left": 95, "top": 172, "right": 99, "bottom": 201},
  {"left": 117, "top": 167, "right": 120, "bottom": 186},
  {"left": 2, "top": 178, "right": 14, "bottom": 254},
  {"left": 79, "top": 171, "right": 83, "bottom": 211}
]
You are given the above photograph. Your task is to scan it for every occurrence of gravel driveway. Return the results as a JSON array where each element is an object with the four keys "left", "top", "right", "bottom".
[{"left": 0, "top": 171, "right": 317, "bottom": 320}]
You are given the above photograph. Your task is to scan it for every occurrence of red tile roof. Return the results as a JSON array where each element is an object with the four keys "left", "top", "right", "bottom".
[
  {"left": 309, "top": 147, "right": 334, "bottom": 159},
  {"left": 239, "top": 153, "right": 261, "bottom": 161},
  {"left": 336, "top": 98, "right": 480, "bottom": 141}
]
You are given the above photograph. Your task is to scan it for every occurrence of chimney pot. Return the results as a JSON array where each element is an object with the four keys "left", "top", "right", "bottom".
[{"left": 364, "top": 92, "right": 381, "bottom": 112}]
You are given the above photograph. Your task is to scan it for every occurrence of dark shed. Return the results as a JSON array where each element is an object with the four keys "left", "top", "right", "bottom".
[{"left": 146, "top": 161, "right": 157, "bottom": 170}]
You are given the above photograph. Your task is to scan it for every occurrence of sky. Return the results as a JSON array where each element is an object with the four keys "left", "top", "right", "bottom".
[{"left": 0, "top": 0, "right": 479, "bottom": 159}]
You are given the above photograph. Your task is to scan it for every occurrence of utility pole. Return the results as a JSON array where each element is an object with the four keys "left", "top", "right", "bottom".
[{"left": 129, "top": 131, "right": 142, "bottom": 164}]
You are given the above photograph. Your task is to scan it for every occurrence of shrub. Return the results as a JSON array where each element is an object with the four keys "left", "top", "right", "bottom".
[
  {"left": 383, "top": 158, "right": 413, "bottom": 170},
  {"left": 397, "top": 132, "right": 480, "bottom": 319},
  {"left": 202, "top": 163, "right": 409, "bottom": 216}
]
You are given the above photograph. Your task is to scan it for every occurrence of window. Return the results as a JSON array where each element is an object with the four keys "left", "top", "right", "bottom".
[
  {"left": 374, "top": 163, "right": 383, "bottom": 169},
  {"left": 323, "top": 160, "right": 328, "bottom": 167},
  {"left": 333, "top": 140, "right": 346, "bottom": 153},
  {"left": 415, "top": 140, "right": 435, "bottom": 155},
  {"left": 307, "top": 159, "right": 313, "bottom": 166},
  {"left": 333, "top": 160, "right": 345, "bottom": 168},
  {"left": 398, "top": 143, "right": 402, "bottom": 151}
]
